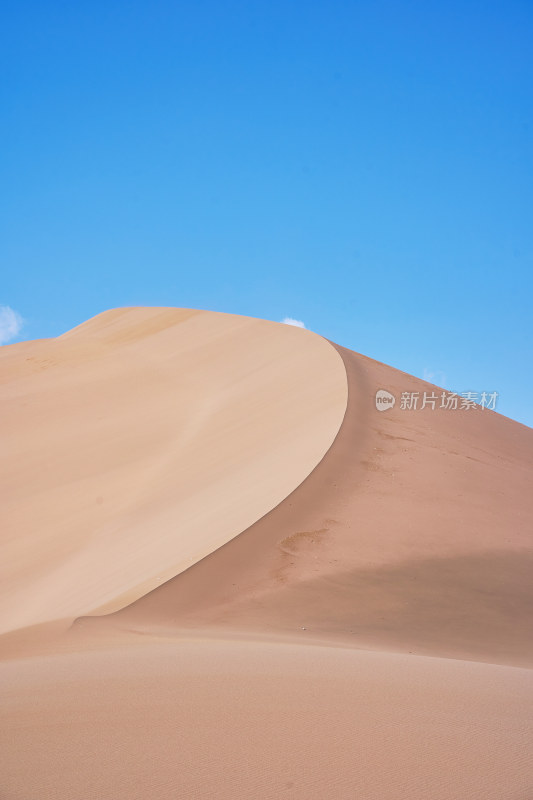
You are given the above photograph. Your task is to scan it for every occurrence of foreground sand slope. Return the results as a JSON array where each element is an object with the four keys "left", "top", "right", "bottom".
[
  {"left": 0, "top": 308, "right": 347, "bottom": 634},
  {"left": 104, "top": 342, "right": 533, "bottom": 667},
  {"left": 2, "top": 636, "right": 532, "bottom": 800}
]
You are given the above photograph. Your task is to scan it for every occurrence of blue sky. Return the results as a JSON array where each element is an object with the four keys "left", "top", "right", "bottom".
[{"left": 2, "top": 1, "right": 532, "bottom": 426}]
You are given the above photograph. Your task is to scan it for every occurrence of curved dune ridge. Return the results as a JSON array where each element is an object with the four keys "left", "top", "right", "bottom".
[
  {"left": 1, "top": 308, "right": 533, "bottom": 800},
  {"left": 92, "top": 342, "right": 533, "bottom": 668},
  {"left": 0, "top": 307, "right": 348, "bottom": 633}
]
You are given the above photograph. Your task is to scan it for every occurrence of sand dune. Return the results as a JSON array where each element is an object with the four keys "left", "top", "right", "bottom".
[{"left": 1, "top": 307, "right": 532, "bottom": 799}]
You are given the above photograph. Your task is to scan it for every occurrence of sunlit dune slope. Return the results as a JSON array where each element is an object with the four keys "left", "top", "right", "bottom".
[
  {"left": 102, "top": 342, "right": 533, "bottom": 666},
  {"left": 0, "top": 308, "right": 348, "bottom": 634}
]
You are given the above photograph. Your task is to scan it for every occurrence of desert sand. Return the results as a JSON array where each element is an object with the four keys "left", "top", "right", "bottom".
[{"left": 1, "top": 307, "right": 532, "bottom": 799}]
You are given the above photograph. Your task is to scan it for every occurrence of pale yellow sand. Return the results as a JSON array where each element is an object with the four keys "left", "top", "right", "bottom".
[{"left": 0, "top": 308, "right": 347, "bottom": 632}]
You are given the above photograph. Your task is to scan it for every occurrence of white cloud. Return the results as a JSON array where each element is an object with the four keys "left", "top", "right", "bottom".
[
  {"left": 281, "top": 317, "right": 306, "bottom": 328},
  {"left": 0, "top": 306, "right": 23, "bottom": 345},
  {"left": 423, "top": 367, "right": 447, "bottom": 388}
]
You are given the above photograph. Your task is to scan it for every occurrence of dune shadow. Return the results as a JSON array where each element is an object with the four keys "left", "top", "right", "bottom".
[{"left": 246, "top": 548, "right": 533, "bottom": 665}]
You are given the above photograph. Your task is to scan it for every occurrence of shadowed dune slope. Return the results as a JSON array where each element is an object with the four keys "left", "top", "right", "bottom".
[
  {"left": 0, "top": 308, "right": 348, "bottom": 634},
  {"left": 100, "top": 344, "right": 533, "bottom": 666}
]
